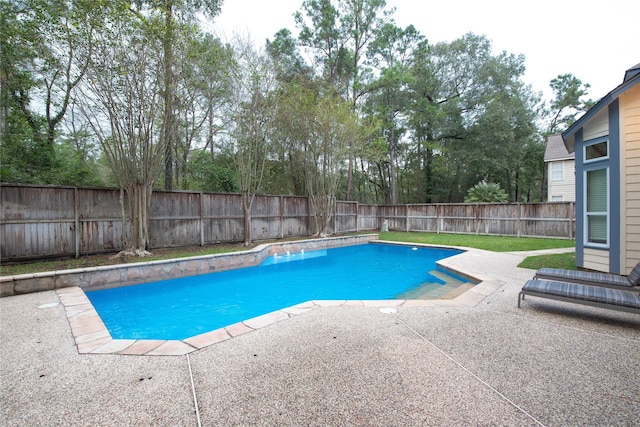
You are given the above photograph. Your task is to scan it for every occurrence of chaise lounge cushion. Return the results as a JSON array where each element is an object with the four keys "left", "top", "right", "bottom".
[
  {"left": 534, "top": 265, "right": 639, "bottom": 288},
  {"left": 521, "top": 279, "right": 640, "bottom": 310},
  {"left": 628, "top": 262, "right": 640, "bottom": 286}
]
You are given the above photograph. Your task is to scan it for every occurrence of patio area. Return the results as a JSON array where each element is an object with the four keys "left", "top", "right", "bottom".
[{"left": 1, "top": 247, "right": 638, "bottom": 426}]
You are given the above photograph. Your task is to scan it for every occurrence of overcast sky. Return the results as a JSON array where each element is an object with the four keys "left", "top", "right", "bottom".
[{"left": 211, "top": 0, "right": 639, "bottom": 103}]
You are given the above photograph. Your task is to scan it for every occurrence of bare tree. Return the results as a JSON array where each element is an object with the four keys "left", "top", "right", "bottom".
[
  {"left": 230, "top": 38, "right": 277, "bottom": 246},
  {"left": 79, "top": 16, "right": 165, "bottom": 256},
  {"left": 306, "top": 95, "right": 361, "bottom": 236},
  {"left": 273, "top": 81, "right": 363, "bottom": 236}
]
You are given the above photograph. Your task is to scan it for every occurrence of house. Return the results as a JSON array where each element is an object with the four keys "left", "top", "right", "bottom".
[
  {"left": 561, "top": 63, "right": 640, "bottom": 275},
  {"left": 544, "top": 134, "right": 575, "bottom": 202}
]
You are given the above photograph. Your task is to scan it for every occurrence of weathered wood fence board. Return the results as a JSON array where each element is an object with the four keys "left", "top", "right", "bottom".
[
  {"left": 1, "top": 184, "right": 575, "bottom": 261},
  {"left": 282, "top": 196, "right": 309, "bottom": 238},
  {"left": 379, "top": 203, "right": 575, "bottom": 239},
  {"left": 202, "top": 192, "right": 243, "bottom": 244},
  {"left": 357, "top": 204, "right": 379, "bottom": 231},
  {"left": 334, "top": 201, "right": 358, "bottom": 234},
  {"left": 150, "top": 191, "right": 203, "bottom": 248},
  {"left": 77, "top": 188, "right": 127, "bottom": 253},
  {"left": 2, "top": 185, "right": 76, "bottom": 258}
]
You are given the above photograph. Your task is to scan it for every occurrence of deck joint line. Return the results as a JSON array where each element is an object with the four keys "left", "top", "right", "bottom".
[
  {"left": 395, "top": 315, "right": 547, "bottom": 427},
  {"left": 186, "top": 354, "right": 202, "bottom": 427}
]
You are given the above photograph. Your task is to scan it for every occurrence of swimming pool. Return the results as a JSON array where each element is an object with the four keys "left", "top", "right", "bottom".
[{"left": 86, "top": 243, "right": 465, "bottom": 340}]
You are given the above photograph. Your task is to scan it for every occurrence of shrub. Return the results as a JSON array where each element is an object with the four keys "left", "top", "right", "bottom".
[{"left": 465, "top": 181, "right": 508, "bottom": 203}]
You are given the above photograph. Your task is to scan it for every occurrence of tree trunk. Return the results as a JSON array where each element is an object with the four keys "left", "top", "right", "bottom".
[
  {"left": 389, "top": 103, "right": 397, "bottom": 205},
  {"left": 162, "top": 1, "right": 175, "bottom": 190},
  {"left": 242, "top": 190, "right": 252, "bottom": 246},
  {"left": 514, "top": 168, "right": 520, "bottom": 202},
  {"left": 310, "top": 195, "right": 333, "bottom": 237},
  {"left": 345, "top": 152, "right": 353, "bottom": 201},
  {"left": 424, "top": 146, "right": 433, "bottom": 203},
  {"left": 123, "top": 182, "right": 153, "bottom": 256}
]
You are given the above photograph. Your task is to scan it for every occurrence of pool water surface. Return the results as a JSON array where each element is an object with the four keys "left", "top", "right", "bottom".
[{"left": 86, "top": 244, "right": 466, "bottom": 340}]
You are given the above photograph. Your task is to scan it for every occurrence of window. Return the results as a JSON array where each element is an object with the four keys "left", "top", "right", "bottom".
[
  {"left": 585, "top": 140, "right": 608, "bottom": 162},
  {"left": 585, "top": 168, "right": 608, "bottom": 245},
  {"left": 551, "top": 163, "right": 563, "bottom": 181},
  {"left": 551, "top": 195, "right": 564, "bottom": 202}
]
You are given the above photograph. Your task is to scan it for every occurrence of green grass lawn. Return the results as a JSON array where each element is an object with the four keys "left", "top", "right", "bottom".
[
  {"left": 518, "top": 252, "right": 577, "bottom": 271},
  {"left": 378, "top": 231, "right": 575, "bottom": 252},
  {"left": 378, "top": 231, "right": 576, "bottom": 271}
]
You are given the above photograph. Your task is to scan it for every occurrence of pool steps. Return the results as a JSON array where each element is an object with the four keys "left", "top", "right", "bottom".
[
  {"left": 430, "top": 270, "right": 465, "bottom": 285},
  {"left": 396, "top": 270, "right": 475, "bottom": 300}
]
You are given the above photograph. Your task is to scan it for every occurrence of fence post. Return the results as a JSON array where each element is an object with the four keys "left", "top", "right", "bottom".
[
  {"left": 406, "top": 204, "right": 410, "bottom": 232},
  {"left": 355, "top": 202, "right": 359, "bottom": 232},
  {"left": 307, "top": 196, "right": 312, "bottom": 236},
  {"left": 74, "top": 187, "right": 80, "bottom": 258},
  {"left": 475, "top": 204, "right": 479, "bottom": 235},
  {"left": 569, "top": 201, "right": 574, "bottom": 240},
  {"left": 119, "top": 188, "right": 126, "bottom": 250},
  {"left": 199, "top": 192, "right": 204, "bottom": 246},
  {"left": 280, "top": 195, "right": 284, "bottom": 239},
  {"left": 334, "top": 198, "right": 338, "bottom": 235},
  {"left": 517, "top": 203, "right": 522, "bottom": 238}
]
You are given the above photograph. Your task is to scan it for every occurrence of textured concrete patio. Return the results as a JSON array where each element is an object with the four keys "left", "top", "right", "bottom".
[{"left": 2, "top": 247, "right": 639, "bottom": 426}]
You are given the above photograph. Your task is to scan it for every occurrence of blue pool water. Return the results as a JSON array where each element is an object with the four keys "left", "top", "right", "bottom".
[{"left": 86, "top": 244, "right": 463, "bottom": 340}]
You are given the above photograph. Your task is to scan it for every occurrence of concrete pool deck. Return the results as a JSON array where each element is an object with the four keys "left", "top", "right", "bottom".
[{"left": 2, "top": 246, "right": 639, "bottom": 426}]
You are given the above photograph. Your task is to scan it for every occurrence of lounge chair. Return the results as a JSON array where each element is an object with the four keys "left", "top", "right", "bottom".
[
  {"left": 518, "top": 279, "right": 640, "bottom": 314},
  {"left": 534, "top": 261, "right": 640, "bottom": 290}
]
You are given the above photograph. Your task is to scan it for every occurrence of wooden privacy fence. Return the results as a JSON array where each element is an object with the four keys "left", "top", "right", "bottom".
[
  {"left": 1, "top": 184, "right": 575, "bottom": 261},
  {"left": 0, "top": 185, "right": 374, "bottom": 260},
  {"left": 378, "top": 203, "right": 575, "bottom": 239}
]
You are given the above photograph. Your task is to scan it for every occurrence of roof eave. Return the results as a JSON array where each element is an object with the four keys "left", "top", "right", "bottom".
[
  {"left": 544, "top": 156, "right": 575, "bottom": 163},
  {"left": 561, "top": 73, "right": 640, "bottom": 153}
]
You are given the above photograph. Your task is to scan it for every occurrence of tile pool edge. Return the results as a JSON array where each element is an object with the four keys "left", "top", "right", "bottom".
[
  {"left": 1, "top": 234, "right": 379, "bottom": 297},
  {"left": 57, "top": 279, "right": 503, "bottom": 356},
  {"left": 53, "top": 241, "right": 503, "bottom": 356}
]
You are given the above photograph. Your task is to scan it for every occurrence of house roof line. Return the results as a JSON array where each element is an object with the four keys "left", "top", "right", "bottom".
[
  {"left": 544, "top": 156, "right": 574, "bottom": 163},
  {"left": 561, "top": 70, "right": 640, "bottom": 153},
  {"left": 545, "top": 133, "right": 574, "bottom": 161}
]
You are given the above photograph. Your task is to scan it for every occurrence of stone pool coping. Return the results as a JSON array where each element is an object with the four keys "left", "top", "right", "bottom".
[
  {"left": 55, "top": 239, "right": 499, "bottom": 356},
  {"left": 4, "top": 235, "right": 501, "bottom": 356},
  {"left": 56, "top": 269, "right": 501, "bottom": 356},
  {"left": 1, "top": 234, "right": 378, "bottom": 297}
]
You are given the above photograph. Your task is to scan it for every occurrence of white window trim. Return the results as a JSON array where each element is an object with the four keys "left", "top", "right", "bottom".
[
  {"left": 551, "top": 162, "right": 564, "bottom": 181},
  {"left": 583, "top": 167, "right": 609, "bottom": 248},
  {"left": 583, "top": 139, "right": 609, "bottom": 164}
]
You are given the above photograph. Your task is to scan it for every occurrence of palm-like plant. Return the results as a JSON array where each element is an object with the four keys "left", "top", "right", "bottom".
[{"left": 465, "top": 181, "right": 508, "bottom": 203}]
